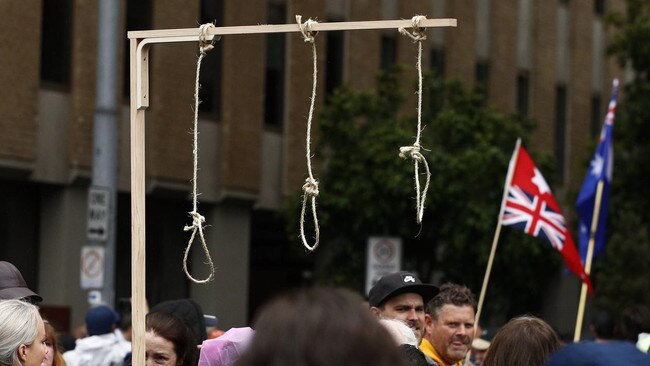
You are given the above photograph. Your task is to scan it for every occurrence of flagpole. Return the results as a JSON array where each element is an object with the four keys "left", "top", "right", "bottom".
[
  {"left": 573, "top": 179, "right": 605, "bottom": 342},
  {"left": 474, "top": 138, "right": 521, "bottom": 334}
]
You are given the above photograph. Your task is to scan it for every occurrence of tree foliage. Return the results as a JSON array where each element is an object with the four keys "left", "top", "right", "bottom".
[{"left": 593, "top": 0, "right": 650, "bottom": 315}]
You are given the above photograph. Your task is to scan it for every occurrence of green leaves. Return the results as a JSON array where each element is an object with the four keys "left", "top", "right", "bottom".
[{"left": 593, "top": 0, "right": 650, "bottom": 315}]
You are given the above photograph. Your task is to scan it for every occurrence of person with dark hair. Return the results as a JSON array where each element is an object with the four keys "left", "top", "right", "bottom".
[
  {"left": 420, "top": 283, "right": 477, "bottom": 366},
  {"left": 590, "top": 310, "right": 614, "bottom": 342},
  {"left": 398, "top": 344, "right": 429, "bottom": 366},
  {"left": 145, "top": 311, "right": 198, "bottom": 366},
  {"left": 368, "top": 272, "right": 439, "bottom": 343},
  {"left": 481, "top": 316, "right": 560, "bottom": 366},
  {"left": 150, "top": 299, "right": 207, "bottom": 343},
  {"left": 616, "top": 304, "right": 650, "bottom": 343},
  {"left": 0, "top": 261, "right": 42, "bottom": 303},
  {"left": 235, "top": 286, "right": 408, "bottom": 366}
]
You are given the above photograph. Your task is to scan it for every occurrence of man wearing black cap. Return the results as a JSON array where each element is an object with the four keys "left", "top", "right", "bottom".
[
  {"left": 368, "top": 271, "right": 439, "bottom": 342},
  {"left": 0, "top": 261, "right": 42, "bottom": 303}
]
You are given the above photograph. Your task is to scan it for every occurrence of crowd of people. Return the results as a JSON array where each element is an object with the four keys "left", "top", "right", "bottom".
[{"left": 2, "top": 260, "right": 650, "bottom": 366}]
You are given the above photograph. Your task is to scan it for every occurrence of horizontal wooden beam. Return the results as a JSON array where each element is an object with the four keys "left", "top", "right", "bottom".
[{"left": 128, "top": 18, "right": 457, "bottom": 40}]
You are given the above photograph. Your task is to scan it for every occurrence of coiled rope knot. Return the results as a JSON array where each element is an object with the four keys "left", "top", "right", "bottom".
[
  {"left": 296, "top": 15, "right": 318, "bottom": 43},
  {"left": 302, "top": 177, "right": 320, "bottom": 197},
  {"left": 184, "top": 211, "right": 206, "bottom": 232},
  {"left": 198, "top": 23, "right": 216, "bottom": 54},
  {"left": 399, "top": 143, "right": 424, "bottom": 162},
  {"left": 398, "top": 15, "right": 427, "bottom": 42}
]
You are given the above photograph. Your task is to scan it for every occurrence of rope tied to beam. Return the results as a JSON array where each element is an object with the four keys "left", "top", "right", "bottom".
[
  {"left": 182, "top": 23, "right": 216, "bottom": 284},
  {"left": 198, "top": 23, "right": 216, "bottom": 53},
  {"left": 296, "top": 15, "right": 321, "bottom": 252},
  {"left": 398, "top": 15, "right": 431, "bottom": 224}
]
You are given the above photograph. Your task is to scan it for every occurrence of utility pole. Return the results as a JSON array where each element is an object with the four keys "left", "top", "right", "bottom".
[{"left": 87, "top": 0, "right": 120, "bottom": 307}]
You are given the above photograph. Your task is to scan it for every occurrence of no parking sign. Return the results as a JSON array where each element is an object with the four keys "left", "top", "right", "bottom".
[
  {"left": 365, "top": 237, "right": 402, "bottom": 295},
  {"left": 80, "top": 246, "right": 105, "bottom": 289}
]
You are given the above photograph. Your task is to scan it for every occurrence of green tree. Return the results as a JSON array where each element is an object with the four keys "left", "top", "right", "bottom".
[
  {"left": 285, "top": 67, "right": 565, "bottom": 320},
  {"left": 592, "top": 0, "right": 650, "bottom": 315}
]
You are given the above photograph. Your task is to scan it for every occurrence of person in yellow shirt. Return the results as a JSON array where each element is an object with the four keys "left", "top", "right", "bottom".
[{"left": 420, "top": 283, "right": 476, "bottom": 366}]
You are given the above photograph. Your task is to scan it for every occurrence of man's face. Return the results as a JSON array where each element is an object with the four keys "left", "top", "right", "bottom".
[
  {"left": 425, "top": 304, "right": 475, "bottom": 364},
  {"left": 372, "top": 292, "right": 426, "bottom": 341}
]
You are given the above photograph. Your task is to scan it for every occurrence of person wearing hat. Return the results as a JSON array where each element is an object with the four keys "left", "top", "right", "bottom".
[
  {"left": 470, "top": 337, "right": 490, "bottom": 366},
  {"left": 0, "top": 261, "right": 42, "bottom": 303},
  {"left": 421, "top": 282, "right": 477, "bottom": 366},
  {"left": 368, "top": 271, "right": 439, "bottom": 343},
  {"left": 63, "top": 305, "right": 131, "bottom": 366}
]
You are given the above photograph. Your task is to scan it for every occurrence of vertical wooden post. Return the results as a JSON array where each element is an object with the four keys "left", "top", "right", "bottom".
[
  {"left": 130, "top": 37, "right": 147, "bottom": 366},
  {"left": 573, "top": 180, "right": 605, "bottom": 342}
]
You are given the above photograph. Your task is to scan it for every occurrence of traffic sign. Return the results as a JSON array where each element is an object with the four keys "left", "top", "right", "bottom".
[
  {"left": 87, "top": 186, "right": 110, "bottom": 241},
  {"left": 81, "top": 246, "right": 105, "bottom": 289},
  {"left": 365, "top": 237, "right": 402, "bottom": 295}
]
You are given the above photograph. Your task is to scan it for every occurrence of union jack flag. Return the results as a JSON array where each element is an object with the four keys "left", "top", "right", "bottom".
[
  {"left": 501, "top": 144, "right": 593, "bottom": 292},
  {"left": 504, "top": 186, "right": 567, "bottom": 251}
]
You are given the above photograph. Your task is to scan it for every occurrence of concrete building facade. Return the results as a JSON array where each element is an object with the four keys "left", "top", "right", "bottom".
[{"left": 0, "top": 0, "right": 623, "bottom": 335}]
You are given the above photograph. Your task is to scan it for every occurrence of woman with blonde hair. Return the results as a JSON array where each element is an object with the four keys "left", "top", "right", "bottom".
[{"left": 0, "top": 299, "right": 49, "bottom": 366}]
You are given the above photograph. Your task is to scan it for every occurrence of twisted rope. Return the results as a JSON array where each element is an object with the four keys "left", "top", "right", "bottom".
[
  {"left": 183, "top": 23, "right": 216, "bottom": 283},
  {"left": 398, "top": 16, "right": 431, "bottom": 224},
  {"left": 296, "top": 15, "right": 321, "bottom": 251}
]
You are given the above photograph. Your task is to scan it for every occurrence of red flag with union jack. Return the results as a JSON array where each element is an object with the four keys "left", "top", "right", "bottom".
[{"left": 502, "top": 145, "right": 593, "bottom": 293}]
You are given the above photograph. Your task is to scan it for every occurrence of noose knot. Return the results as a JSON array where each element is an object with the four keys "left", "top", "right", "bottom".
[
  {"left": 184, "top": 211, "right": 205, "bottom": 232},
  {"left": 399, "top": 143, "right": 424, "bottom": 161},
  {"left": 302, "top": 177, "right": 319, "bottom": 197}
]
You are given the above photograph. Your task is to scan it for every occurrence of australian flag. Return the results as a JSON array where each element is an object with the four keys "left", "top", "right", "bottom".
[
  {"left": 502, "top": 143, "right": 592, "bottom": 292},
  {"left": 576, "top": 79, "right": 619, "bottom": 264}
]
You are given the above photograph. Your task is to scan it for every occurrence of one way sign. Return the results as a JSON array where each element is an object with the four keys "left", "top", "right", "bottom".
[{"left": 87, "top": 186, "right": 110, "bottom": 241}]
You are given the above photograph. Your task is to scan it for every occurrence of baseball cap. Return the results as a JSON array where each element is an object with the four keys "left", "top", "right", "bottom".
[
  {"left": 368, "top": 271, "right": 438, "bottom": 307},
  {"left": 86, "top": 305, "right": 119, "bottom": 336},
  {"left": 0, "top": 261, "right": 42, "bottom": 303}
]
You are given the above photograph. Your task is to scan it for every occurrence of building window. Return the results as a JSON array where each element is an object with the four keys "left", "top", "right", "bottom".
[
  {"left": 123, "top": 0, "right": 152, "bottom": 97},
  {"left": 594, "top": 0, "right": 605, "bottom": 15},
  {"left": 517, "top": 73, "right": 530, "bottom": 116},
  {"left": 380, "top": 35, "right": 397, "bottom": 70},
  {"left": 475, "top": 61, "right": 490, "bottom": 99},
  {"left": 591, "top": 93, "right": 602, "bottom": 137},
  {"left": 555, "top": 85, "right": 567, "bottom": 179},
  {"left": 198, "top": 0, "right": 224, "bottom": 118},
  {"left": 430, "top": 48, "right": 445, "bottom": 77},
  {"left": 264, "top": 1, "right": 287, "bottom": 127},
  {"left": 326, "top": 31, "right": 345, "bottom": 97},
  {"left": 41, "top": 0, "right": 72, "bottom": 87}
]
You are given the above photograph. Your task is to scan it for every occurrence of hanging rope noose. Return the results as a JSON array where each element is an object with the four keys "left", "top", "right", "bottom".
[
  {"left": 398, "top": 15, "right": 432, "bottom": 224},
  {"left": 296, "top": 15, "right": 321, "bottom": 251},
  {"left": 183, "top": 23, "right": 216, "bottom": 283}
]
